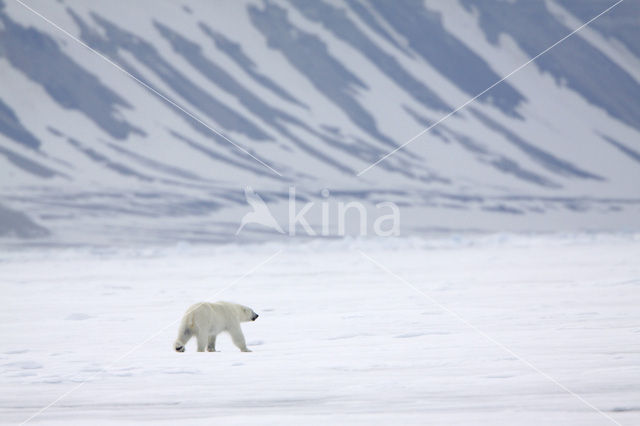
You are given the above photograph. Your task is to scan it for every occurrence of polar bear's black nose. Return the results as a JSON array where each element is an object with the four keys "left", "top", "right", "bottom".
[{"left": 252, "top": 313, "right": 259, "bottom": 321}]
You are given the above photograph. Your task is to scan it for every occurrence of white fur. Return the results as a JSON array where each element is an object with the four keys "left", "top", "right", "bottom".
[{"left": 174, "top": 301, "right": 258, "bottom": 352}]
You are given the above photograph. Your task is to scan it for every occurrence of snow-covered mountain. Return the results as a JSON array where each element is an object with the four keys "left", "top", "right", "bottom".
[{"left": 1, "top": 0, "right": 639, "bottom": 243}]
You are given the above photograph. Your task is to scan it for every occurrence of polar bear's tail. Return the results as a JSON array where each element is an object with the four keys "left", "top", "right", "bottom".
[{"left": 174, "top": 318, "right": 192, "bottom": 352}]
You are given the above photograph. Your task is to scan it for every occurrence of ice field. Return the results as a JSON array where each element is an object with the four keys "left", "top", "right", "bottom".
[{"left": 1, "top": 234, "right": 639, "bottom": 425}]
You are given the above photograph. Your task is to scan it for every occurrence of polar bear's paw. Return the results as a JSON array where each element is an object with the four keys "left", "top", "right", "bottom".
[{"left": 175, "top": 344, "right": 185, "bottom": 352}]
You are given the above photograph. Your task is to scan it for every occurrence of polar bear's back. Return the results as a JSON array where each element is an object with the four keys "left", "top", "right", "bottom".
[{"left": 183, "top": 301, "right": 240, "bottom": 333}]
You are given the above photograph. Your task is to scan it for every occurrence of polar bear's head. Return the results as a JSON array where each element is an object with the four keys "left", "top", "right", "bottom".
[{"left": 237, "top": 304, "right": 259, "bottom": 322}]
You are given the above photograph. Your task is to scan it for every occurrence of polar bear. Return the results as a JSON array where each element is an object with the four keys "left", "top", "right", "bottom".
[{"left": 174, "top": 301, "right": 258, "bottom": 352}]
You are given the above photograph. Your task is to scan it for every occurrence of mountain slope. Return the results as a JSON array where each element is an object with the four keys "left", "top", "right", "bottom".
[{"left": 1, "top": 0, "right": 639, "bottom": 243}]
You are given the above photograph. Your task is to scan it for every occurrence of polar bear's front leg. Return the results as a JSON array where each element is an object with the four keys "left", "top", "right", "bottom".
[
  {"left": 207, "top": 335, "right": 217, "bottom": 352},
  {"left": 228, "top": 325, "right": 251, "bottom": 352}
]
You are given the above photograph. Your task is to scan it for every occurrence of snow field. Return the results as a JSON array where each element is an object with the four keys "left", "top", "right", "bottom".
[{"left": 1, "top": 235, "right": 639, "bottom": 425}]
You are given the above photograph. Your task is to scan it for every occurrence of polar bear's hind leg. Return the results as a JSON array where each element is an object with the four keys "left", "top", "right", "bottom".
[
  {"left": 174, "top": 323, "right": 193, "bottom": 352},
  {"left": 207, "top": 335, "right": 217, "bottom": 352},
  {"left": 196, "top": 331, "right": 209, "bottom": 352}
]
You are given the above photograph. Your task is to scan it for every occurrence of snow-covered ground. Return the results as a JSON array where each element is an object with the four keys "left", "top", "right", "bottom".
[{"left": 1, "top": 234, "right": 639, "bottom": 425}]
